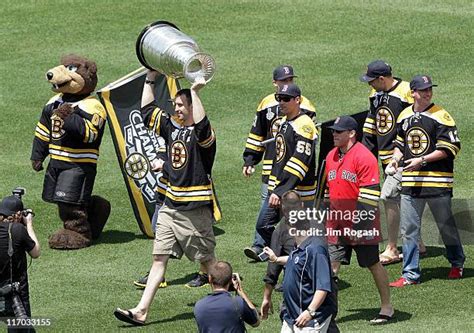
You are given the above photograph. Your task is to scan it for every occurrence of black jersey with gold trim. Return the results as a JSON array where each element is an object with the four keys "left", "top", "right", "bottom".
[
  {"left": 268, "top": 113, "right": 318, "bottom": 201},
  {"left": 31, "top": 93, "right": 107, "bottom": 169},
  {"left": 243, "top": 93, "right": 316, "bottom": 183},
  {"left": 362, "top": 79, "right": 413, "bottom": 165},
  {"left": 394, "top": 103, "right": 460, "bottom": 197},
  {"left": 142, "top": 104, "right": 221, "bottom": 220}
]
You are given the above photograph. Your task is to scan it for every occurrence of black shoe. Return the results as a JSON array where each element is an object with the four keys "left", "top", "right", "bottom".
[
  {"left": 244, "top": 247, "right": 262, "bottom": 261},
  {"left": 185, "top": 272, "right": 209, "bottom": 288},
  {"left": 133, "top": 272, "right": 167, "bottom": 289}
]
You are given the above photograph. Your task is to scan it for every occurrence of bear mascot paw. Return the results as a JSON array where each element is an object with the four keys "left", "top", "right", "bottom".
[{"left": 53, "top": 103, "right": 75, "bottom": 120}]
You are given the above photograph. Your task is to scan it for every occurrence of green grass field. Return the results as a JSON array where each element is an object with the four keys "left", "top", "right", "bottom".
[{"left": 1, "top": 0, "right": 473, "bottom": 332}]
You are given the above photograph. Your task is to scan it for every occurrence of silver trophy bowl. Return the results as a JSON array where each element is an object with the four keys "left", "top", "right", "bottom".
[{"left": 136, "top": 21, "right": 215, "bottom": 83}]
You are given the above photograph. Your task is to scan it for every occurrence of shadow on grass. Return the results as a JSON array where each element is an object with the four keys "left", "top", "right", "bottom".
[
  {"left": 149, "top": 311, "right": 195, "bottom": 324},
  {"left": 94, "top": 230, "right": 142, "bottom": 244},
  {"left": 420, "top": 246, "right": 447, "bottom": 259},
  {"left": 116, "top": 312, "right": 195, "bottom": 327},
  {"left": 213, "top": 225, "right": 225, "bottom": 236},
  {"left": 337, "top": 308, "right": 412, "bottom": 324},
  {"left": 337, "top": 278, "right": 352, "bottom": 291},
  {"left": 422, "top": 266, "right": 473, "bottom": 282},
  {"left": 167, "top": 273, "right": 200, "bottom": 285}
]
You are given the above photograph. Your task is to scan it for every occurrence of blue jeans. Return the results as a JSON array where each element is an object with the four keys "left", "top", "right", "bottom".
[
  {"left": 252, "top": 183, "right": 269, "bottom": 250},
  {"left": 256, "top": 189, "right": 314, "bottom": 248},
  {"left": 255, "top": 195, "right": 282, "bottom": 249},
  {"left": 400, "top": 194, "right": 465, "bottom": 282}
]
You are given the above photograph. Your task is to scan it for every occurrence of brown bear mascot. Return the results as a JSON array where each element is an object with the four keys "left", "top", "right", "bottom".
[{"left": 31, "top": 54, "right": 110, "bottom": 249}]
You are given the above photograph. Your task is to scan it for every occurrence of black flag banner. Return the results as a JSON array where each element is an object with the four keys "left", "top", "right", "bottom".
[
  {"left": 97, "top": 68, "right": 179, "bottom": 237},
  {"left": 315, "top": 110, "right": 370, "bottom": 204}
]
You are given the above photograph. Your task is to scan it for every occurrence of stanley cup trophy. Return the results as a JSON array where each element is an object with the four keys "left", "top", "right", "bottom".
[{"left": 136, "top": 20, "right": 215, "bottom": 83}]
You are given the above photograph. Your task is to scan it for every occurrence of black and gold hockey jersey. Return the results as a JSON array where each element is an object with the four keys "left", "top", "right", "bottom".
[
  {"left": 394, "top": 103, "right": 460, "bottom": 197},
  {"left": 142, "top": 104, "right": 221, "bottom": 220},
  {"left": 31, "top": 94, "right": 107, "bottom": 169},
  {"left": 362, "top": 79, "right": 413, "bottom": 165},
  {"left": 268, "top": 113, "right": 318, "bottom": 201},
  {"left": 243, "top": 93, "right": 316, "bottom": 183}
]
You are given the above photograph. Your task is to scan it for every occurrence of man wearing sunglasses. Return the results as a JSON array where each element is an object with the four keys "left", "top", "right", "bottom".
[
  {"left": 243, "top": 65, "right": 316, "bottom": 261},
  {"left": 255, "top": 83, "right": 318, "bottom": 252}
]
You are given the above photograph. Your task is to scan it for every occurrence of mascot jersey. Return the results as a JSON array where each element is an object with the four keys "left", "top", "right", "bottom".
[{"left": 31, "top": 93, "right": 107, "bottom": 169}]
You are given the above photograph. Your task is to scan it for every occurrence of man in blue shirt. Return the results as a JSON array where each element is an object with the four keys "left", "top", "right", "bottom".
[
  {"left": 263, "top": 191, "right": 338, "bottom": 332},
  {"left": 194, "top": 261, "right": 260, "bottom": 332}
]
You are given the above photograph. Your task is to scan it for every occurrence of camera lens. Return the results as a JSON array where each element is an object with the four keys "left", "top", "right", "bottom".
[{"left": 11, "top": 284, "right": 28, "bottom": 320}]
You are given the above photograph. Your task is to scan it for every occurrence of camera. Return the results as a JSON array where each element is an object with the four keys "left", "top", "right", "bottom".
[
  {"left": 10, "top": 187, "right": 34, "bottom": 219},
  {"left": 258, "top": 251, "right": 269, "bottom": 262},
  {"left": 228, "top": 273, "right": 243, "bottom": 292},
  {"left": 0, "top": 282, "right": 28, "bottom": 319},
  {"left": 21, "top": 209, "right": 35, "bottom": 218},
  {"left": 12, "top": 187, "right": 25, "bottom": 200}
]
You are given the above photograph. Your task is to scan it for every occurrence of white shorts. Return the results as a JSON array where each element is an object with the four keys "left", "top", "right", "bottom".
[{"left": 281, "top": 315, "right": 333, "bottom": 333}]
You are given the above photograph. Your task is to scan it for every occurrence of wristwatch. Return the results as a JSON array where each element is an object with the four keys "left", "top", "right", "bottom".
[
  {"left": 421, "top": 156, "right": 427, "bottom": 167},
  {"left": 307, "top": 308, "right": 317, "bottom": 318}
]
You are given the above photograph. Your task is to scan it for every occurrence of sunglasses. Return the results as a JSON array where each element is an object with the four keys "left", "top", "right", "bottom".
[
  {"left": 331, "top": 129, "right": 349, "bottom": 134},
  {"left": 275, "top": 94, "right": 294, "bottom": 102}
]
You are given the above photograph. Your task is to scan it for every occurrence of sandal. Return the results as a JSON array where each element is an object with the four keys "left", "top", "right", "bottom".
[
  {"left": 114, "top": 308, "right": 145, "bottom": 326},
  {"left": 369, "top": 313, "right": 393, "bottom": 325},
  {"left": 379, "top": 253, "right": 401, "bottom": 265}
]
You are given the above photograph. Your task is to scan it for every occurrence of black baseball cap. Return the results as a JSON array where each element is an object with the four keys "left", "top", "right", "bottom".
[
  {"left": 273, "top": 65, "right": 297, "bottom": 81},
  {"left": 328, "top": 116, "right": 358, "bottom": 131},
  {"left": 0, "top": 195, "right": 24, "bottom": 217},
  {"left": 410, "top": 75, "right": 438, "bottom": 91},
  {"left": 275, "top": 83, "right": 301, "bottom": 97},
  {"left": 360, "top": 60, "right": 392, "bottom": 82}
]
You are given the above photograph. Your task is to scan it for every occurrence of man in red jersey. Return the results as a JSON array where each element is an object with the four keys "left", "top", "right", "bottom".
[{"left": 324, "top": 115, "right": 393, "bottom": 324}]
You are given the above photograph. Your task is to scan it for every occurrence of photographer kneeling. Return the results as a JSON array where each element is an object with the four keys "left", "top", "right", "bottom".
[
  {"left": 0, "top": 192, "right": 40, "bottom": 332},
  {"left": 194, "top": 261, "right": 260, "bottom": 332}
]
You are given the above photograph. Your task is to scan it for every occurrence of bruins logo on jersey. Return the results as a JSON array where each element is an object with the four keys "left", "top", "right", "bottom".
[
  {"left": 271, "top": 117, "right": 283, "bottom": 138},
  {"left": 376, "top": 107, "right": 394, "bottom": 136},
  {"left": 275, "top": 134, "right": 286, "bottom": 162},
  {"left": 51, "top": 113, "right": 65, "bottom": 139},
  {"left": 124, "top": 152, "right": 149, "bottom": 180},
  {"left": 302, "top": 124, "right": 314, "bottom": 137},
  {"left": 171, "top": 140, "right": 188, "bottom": 169},
  {"left": 407, "top": 127, "right": 430, "bottom": 156}
]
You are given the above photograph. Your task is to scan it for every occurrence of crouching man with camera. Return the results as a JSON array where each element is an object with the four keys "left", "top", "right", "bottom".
[
  {"left": 0, "top": 190, "right": 40, "bottom": 332},
  {"left": 194, "top": 261, "right": 260, "bottom": 332}
]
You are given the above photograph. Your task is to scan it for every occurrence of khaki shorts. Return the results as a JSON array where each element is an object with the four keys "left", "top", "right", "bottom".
[
  {"left": 153, "top": 205, "right": 216, "bottom": 262},
  {"left": 380, "top": 169, "right": 402, "bottom": 202}
]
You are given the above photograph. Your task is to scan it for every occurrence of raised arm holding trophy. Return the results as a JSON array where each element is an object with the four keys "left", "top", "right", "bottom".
[{"left": 114, "top": 20, "right": 221, "bottom": 325}]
